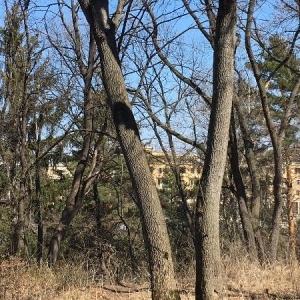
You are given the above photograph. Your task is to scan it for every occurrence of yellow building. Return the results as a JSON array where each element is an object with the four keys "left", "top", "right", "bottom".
[
  {"left": 145, "top": 147, "right": 201, "bottom": 190},
  {"left": 284, "top": 161, "right": 300, "bottom": 217},
  {"left": 47, "top": 163, "right": 72, "bottom": 181}
]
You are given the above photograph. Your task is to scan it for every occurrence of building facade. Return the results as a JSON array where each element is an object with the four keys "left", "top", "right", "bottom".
[{"left": 145, "top": 147, "right": 201, "bottom": 190}]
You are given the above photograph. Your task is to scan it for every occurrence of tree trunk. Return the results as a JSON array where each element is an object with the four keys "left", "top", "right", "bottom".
[
  {"left": 12, "top": 191, "right": 25, "bottom": 254},
  {"left": 48, "top": 17, "right": 99, "bottom": 266},
  {"left": 234, "top": 101, "right": 266, "bottom": 263},
  {"left": 35, "top": 115, "right": 44, "bottom": 265},
  {"left": 228, "top": 113, "right": 258, "bottom": 261},
  {"left": 195, "top": 1, "right": 237, "bottom": 299},
  {"left": 93, "top": 182, "right": 110, "bottom": 277},
  {"left": 78, "top": 2, "right": 180, "bottom": 299},
  {"left": 48, "top": 83, "right": 94, "bottom": 265},
  {"left": 269, "top": 143, "right": 283, "bottom": 262},
  {"left": 12, "top": 78, "right": 30, "bottom": 256}
]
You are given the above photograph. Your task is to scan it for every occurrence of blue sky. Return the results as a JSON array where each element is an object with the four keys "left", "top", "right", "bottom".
[{"left": 1, "top": 0, "right": 298, "bottom": 153}]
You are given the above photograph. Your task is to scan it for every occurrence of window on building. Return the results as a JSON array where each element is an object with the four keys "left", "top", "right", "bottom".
[
  {"left": 179, "top": 166, "right": 186, "bottom": 174},
  {"left": 162, "top": 179, "right": 169, "bottom": 188},
  {"left": 295, "top": 168, "right": 300, "bottom": 174},
  {"left": 190, "top": 178, "right": 199, "bottom": 187},
  {"left": 297, "top": 180, "right": 300, "bottom": 185},
  {"left": 157, "top": 178, "right": 168, "bottom": 189},
  {"left": 158, "top": 167, "right": 163, "bottom": 174},
  {"left": 293, "top": 201, "right": 300, "bottom": 215}
]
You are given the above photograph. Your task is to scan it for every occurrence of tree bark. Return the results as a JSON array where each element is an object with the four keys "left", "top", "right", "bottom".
[
  {"left": 195, "top": 1, "right": 237, "bottom": 299},
  {"left": 269, "top": 142, "right": 283, "bottom": 261},
  {"left": 78, "top": 2, "right": 180, "bottom": 299}
]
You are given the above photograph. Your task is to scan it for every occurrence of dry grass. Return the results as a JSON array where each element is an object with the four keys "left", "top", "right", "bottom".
[
  {"left": 224, "top": 261, "right": 300, "bottom": 299},
  {"left": 1, "top": 253, "right": 300, "bottom": 299},
  {"left": 0, "top": 257, "right": 193, "bottom": 299},
  {"left": 222, "top": 243, "right": 300, "bottom": 299}
]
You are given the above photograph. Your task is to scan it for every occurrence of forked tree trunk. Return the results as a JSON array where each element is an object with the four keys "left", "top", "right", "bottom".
[
  {"left": 78, "top": 2, "right": 180, "bottom": 299},
  {"left": 48, "top": 86, "right": 95, "bottom": 266},
  {"left": 48, "top": 23, "right": 96, "bottom": 266},
  {"left": 229, "top": 113, "right": 258, "bottom": 262},
  {"left": 234, "top": 101, "right": 266, "bottom": 263},
  {"left": 195, "top": 1, "right": 237, "bottom": 299},
  {"left": 47, "top": 28, "right": 109, "bottom": 265}
]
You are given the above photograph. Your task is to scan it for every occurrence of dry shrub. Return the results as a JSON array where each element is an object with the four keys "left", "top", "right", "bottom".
[
  {"left": 0, "top": 256, "right": 197, "bottom": 299},
  {"left": 222, "top": 241, "right": 300, "bottom": 299},
  {"left": 3, "top": 243, "right": 300, "bottom": 299},
  {"left": 0, "top": 256, "right": 97, "bottom": 299}
]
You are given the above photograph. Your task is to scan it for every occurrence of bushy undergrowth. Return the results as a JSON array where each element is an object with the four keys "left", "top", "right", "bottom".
[{"left": 2, "top": 243, "right": 300, "bottom": 299}]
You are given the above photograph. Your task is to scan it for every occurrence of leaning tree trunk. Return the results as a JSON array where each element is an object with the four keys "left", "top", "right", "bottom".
[
  {"left": 48, "top": 83, "right": 94, "bottom": 266},
  {"left": 195, "top": 1, "right": 237, "bottom": 299},
  {"left": 48, "top": 10, "right": 99, "bottom": 266},
  {"left": 78, "top": 2, "right": 180, "bottom": 299}
]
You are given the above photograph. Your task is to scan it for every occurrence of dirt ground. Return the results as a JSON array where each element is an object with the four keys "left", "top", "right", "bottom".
[
  {"left": 51, "top": 284, "right": 195, "bottom": 300},
  {"left": 2, "top": 281, "right": 293, "bottom": 300}
]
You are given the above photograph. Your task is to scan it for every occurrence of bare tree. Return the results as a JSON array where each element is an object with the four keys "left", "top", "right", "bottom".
[
  {"left": 195, "top": 1, "right": 237, "bottom": 298},
  {"left": 231, "top": 95, "right": 266, "bottom": 263},
  {"left": 47, "top": 0, "right": 111, "bottom": 266},
  {"left": 77, "top": 1, "right": 180, "bottom": 299}
]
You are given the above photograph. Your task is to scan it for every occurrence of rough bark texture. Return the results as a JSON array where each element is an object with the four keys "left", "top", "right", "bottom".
[
  {"left": 269, "top": 143, "right": 283, "bottom": 262},
  {"left": 195, "top": 1, "right": 237, "bottom": 299},
  {"left": 78, "top": 2, "right": 179, "bottom": 299}
]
